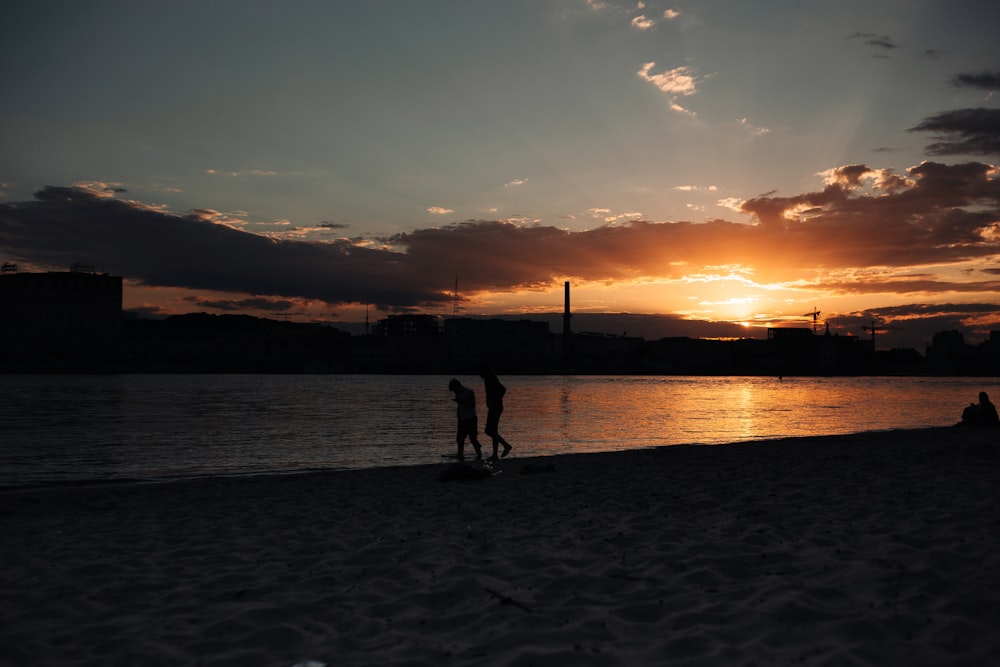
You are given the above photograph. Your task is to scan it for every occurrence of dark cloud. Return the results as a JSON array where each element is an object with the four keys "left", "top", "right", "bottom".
[
  {"left": 875, "top": 302, "right": 1000, "bottom": 318},
  {"left": 909, "top": 107, "right": 1000, "bottom": 156},
  {"left": 124, "top": 305, "right": 171, "bottom": 320},
  {"left": 0, "top": 186, "right": 438, "bottom": 311},
  {"left": 809, "top": 275, "right": 1000, "bottom": 296},
  {"left": 829, "top": 303, "right": 1000, "bottom": 347},
  {"left": 2, "top": 163, "right": 999, "bottom": 317},
  {"left": 194, "top": 297, "right": 296, "bottom": 312},
  {"left": 847, "top": 32, "right": 897, "bottom": 52},
  {"left": 952, "top": 71, "right": 1000, "bottom": 92},
  {"left": 738, "top": 161, "right": 1000, "bottom": 276},
  {"left": 867, "top": 36, "right": 896, "bottom": 50}
]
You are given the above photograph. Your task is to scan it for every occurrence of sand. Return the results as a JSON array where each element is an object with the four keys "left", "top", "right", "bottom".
[{"left": 2, "top": 427, "right": 1000, "bottom": 666}]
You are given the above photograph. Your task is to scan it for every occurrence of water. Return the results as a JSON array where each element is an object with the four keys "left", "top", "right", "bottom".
[{"left": 1, "top": 374, "right": 995, "bottom": 487}]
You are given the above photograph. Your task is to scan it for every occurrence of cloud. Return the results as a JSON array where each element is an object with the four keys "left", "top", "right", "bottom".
[
  {"left": 663, "top": 9, "right": 680, "bottom": 20},
  {"left": 194, "top": 297, "right": 296, "bottom": 313},
  {"left": 737, "top": 161, "right": 1000, "bottom": 273},
  {"left": 72, "top": 181, "right": 128, "bottom": 197},
  {"left": 188, "top": 208, "right": 253, "bottom": 230},
  {"left": 0, "top": 186, "right": 441, "bottom": 311},
  {"left": 952, "top": 71, "right": 1000, "bottom": 92},
  {"left": 427, "top": 206, "right": 455, "bottom": 215},
  {"left": 2, "top": 164, "right": 998, "bottom": 313},
  {"left": 504, "top": 178, "right": 528, "bottom": 188},
  {"left": 125, "top": 304, "right": 172, "bottom": 319},
  {"left": 909, "top": 108, "right": 1000, "bottom": 157},
  {"left": 828, "top": 302, "right": 1000, "bottom": 345},
  {"left": 278, "top": 220, "right": 352, "bottom": 240},
  {"left": 631, "top": 15, "right": 654, "bottom": 30},
  {"left": 717, "top": 197, "right": 744, "bottom": 212},
  {"left": 586, "top": 207, "right": 645, "bottom": 222},
  {"left": 738, "top": 117, "right": 770, "bottom": 136},
  {"left": 847, "top": 32, "right": 898, "bottom": 53},
  {"left": 637, "top": 62, "right": 697, "bottom": 96},
  {"left": 638, "top": 63, "right": 701, "bottom": 115},
  {"left": 206, "top": 169, "right": 278, "bottom": 177},
  {"left": 668, "top": 99, "right": 697, "bottom": 117},
  {"left": 817, "top": 165, "right": 912, "bottom": 193}
]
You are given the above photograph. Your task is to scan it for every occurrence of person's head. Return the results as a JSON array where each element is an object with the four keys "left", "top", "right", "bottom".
[
  {"left": 448, "top": 378, "right": 461, "bottom": 392},
  {"left": 980, "top": 391, "right": 990, "bottom": 404}
]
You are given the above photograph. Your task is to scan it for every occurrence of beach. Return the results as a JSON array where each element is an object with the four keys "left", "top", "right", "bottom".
[{"left": 3, "top": 427, "right": 1000, "bottom": 666}]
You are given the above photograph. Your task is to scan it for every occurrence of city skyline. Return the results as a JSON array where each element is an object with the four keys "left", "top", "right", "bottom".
[{"left": 2, "top": 0, "right": 999, "bottom": 346}]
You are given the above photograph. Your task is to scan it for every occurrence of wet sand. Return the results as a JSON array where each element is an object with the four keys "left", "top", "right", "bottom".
[{"left": 3, "top": 427, "right": 1000, "bottom": 666}]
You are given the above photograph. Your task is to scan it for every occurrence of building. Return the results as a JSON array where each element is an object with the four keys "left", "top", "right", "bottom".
[
  {"left": 444, "top": 317, "right": 551, "bottom": 373},
  {"left": 0, "top": 268, "right": 122, "bottom": 371}
]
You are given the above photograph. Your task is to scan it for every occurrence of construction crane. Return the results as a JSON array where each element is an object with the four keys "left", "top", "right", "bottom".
[
  {"left": 803, "top": 308, "right": 821, "bottom": 333},
  {"left": 861, "top": 319, "right": 903, "bottom": 350}
]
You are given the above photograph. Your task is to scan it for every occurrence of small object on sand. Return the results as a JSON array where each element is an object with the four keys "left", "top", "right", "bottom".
[
  {"left": 485, "top": 586, "right": 532, "bottom": 613},
  {"left": 438, "top": 462, "right": 493, "bottom": 482},
  {"left": 521, "top": 463, "right": 556, "bottom": 474}
]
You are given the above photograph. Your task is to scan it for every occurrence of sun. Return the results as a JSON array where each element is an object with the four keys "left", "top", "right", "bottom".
[{"left": 702, "top": 296, "right": 761, "bottom": 322}]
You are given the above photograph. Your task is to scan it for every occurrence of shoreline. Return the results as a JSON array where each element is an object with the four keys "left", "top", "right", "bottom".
[
  {"left": 3, "top": 426, "right": 1000, "bottom": 665},
  {"left": 0, "top": 424, "right": 967, "bottom": 493}
]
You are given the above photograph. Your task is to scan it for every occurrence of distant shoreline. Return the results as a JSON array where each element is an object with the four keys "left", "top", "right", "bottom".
[{"left": 0, "top": 424, "right": 966, "bottom": 494}]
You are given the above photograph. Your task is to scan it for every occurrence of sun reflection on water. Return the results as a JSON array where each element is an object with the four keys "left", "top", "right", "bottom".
[{"left": 0, "top": 373, "right": 991, "bottom": 484}]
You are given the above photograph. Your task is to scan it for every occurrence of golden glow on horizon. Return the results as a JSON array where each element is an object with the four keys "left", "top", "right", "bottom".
[
  {"left": 122, "top": 278, "right": 829, "bottom": 327},
  {"left": 122, "top": 255, "right": 1000, "bottom": 342}
]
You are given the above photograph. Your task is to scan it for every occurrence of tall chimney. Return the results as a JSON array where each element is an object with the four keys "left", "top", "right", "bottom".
[
  {"left": 562, "top": 281, "right": 573, "bottom": 367},
  {"left": 563, "top": 281, "right": 571, "bottom": 336}
]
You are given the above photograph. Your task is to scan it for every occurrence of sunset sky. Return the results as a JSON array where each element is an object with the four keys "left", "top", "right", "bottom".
[{"left": 2, "top": 0, "right": 999, "bottom": 346}]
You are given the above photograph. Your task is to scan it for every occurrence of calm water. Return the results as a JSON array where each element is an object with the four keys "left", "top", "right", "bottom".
[{"left": 1, "top": 374, "right": 995, "bottom": 487}]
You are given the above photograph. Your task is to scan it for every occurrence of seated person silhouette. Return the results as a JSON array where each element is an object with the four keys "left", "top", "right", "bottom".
[{"left": 958, "top": 391, "right": 1000, "bottom": 427}]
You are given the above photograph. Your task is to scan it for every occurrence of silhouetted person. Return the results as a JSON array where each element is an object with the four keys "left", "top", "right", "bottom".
[
  {"left": 480, "top": 366, "right": 512, "bottom": 460},
  {"left": 958, "top": 391, "right": 1000, "bottom": 428},
  {"left": 448, "top": 379, "right": 483, "bottom": 460}
]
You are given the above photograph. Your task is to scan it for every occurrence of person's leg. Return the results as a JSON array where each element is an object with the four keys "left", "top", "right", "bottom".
[
  {"left": 485, "top": 409, "right": 500, "bottom": 459},
  {"left": 494, "top": 407, "right": 511, "bottom": 457},
  {"left": 456, "top": 422, "right": 466, "bottom": 459},
  {"left": 469, "top": 418, "right": 483, "bottom": 459}
]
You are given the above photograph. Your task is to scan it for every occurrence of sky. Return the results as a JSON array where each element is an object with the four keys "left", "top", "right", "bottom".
[{"left": 2, "top": 0, "right": 999, "bottom": 347}]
